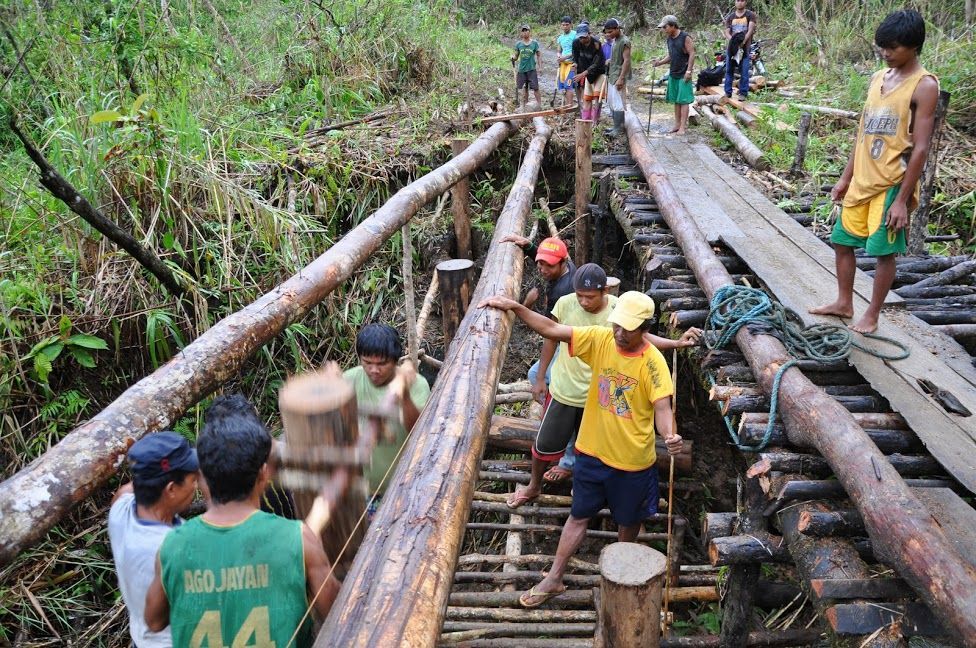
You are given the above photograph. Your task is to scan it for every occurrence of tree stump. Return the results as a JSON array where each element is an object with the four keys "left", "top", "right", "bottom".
[
  {"left": 278, "top": 368, "right": 366, "bottom": 579},
  {"left": 437, "top": 258, "right": 475, "bottom": 350},
  {"left": 599, "top": 542, "right": 667, "bottom": 647}
]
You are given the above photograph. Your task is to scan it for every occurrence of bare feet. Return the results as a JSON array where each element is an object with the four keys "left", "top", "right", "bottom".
[
  {"left": 667, "top": 127, "right": 680, "bottom": 134},
  {"left": 808, "top": 301, "right": 854, "bottom": 319},
  {"left": 675, "top": 129, "right": 687, "bottom": 135},
  {"left": 849, "top": 313, "right": 879, "bottom": 334},
  {"left": 506, "top": 484, "right": 540, "bottom": 509}
]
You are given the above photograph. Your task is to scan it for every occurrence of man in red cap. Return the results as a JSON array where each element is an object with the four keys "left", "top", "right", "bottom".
[{"left": 500, "top": 234, "right": 576, "bottom": 393}]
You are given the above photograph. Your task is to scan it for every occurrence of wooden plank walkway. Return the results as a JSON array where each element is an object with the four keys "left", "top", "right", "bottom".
[{"left": 650, "top": 139, "right": 976, "bottom": 494}]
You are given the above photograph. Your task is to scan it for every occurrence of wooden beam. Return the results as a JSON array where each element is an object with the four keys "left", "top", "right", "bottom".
[
  {"left": 0, "top": 117, "right": 521, "bottom": 566},
  {"left": 575, "top": 118, "right": 593, "bottom": 265},
  {"left": 316, "top": 117, "right": 552, "bottom": 647},
  {"left": 480, "top": 104, "right": 577, "bottom": 124},
  {"left": 699, "top": 106, "right": 769, "bottom": 170},
  {"left": 625, "top": 110, "right": 976, "bottom": 646}
]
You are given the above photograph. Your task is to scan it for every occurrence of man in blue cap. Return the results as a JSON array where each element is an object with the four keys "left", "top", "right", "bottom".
[{"left": 108, "top": 431, "right": 199, "bottom": 647}]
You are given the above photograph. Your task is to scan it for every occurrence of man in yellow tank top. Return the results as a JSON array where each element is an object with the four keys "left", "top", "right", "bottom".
[{"left": 810, "top": 10, "right": 938, "bottom": 333}]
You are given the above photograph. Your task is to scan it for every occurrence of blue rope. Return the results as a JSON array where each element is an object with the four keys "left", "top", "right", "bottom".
[{"left": 704, "top": 285, "right": 910, "bottom": 451}]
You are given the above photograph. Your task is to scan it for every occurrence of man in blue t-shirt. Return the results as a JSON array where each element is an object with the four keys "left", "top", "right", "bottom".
[{"left": 554, "top": 16, "right": 577, "bottom": 106}]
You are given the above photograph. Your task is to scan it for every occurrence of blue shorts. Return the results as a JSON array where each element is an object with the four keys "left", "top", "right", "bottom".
[
  {"left": 557, "top": 61, "right": 576, "bottom": 91},
  {"left": 570, "top": 452, "right": 659, "bottom": 527}
]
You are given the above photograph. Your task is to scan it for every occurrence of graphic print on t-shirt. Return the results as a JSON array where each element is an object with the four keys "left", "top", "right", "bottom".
[{"left": 597, "top": 369, "right": 637, "bottom": 418}]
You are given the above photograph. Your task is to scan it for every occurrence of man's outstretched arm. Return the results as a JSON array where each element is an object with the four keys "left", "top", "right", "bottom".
[{"left": 480, "top": 296, "right": 573, "bottom": 343}]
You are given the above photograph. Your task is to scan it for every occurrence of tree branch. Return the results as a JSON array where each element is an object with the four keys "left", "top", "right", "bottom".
[{"left": 10, "top": 117, "right": 185, "bottom": 296}]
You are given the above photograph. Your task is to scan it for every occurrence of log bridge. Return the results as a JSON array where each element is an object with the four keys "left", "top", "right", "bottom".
[{"left": 2, "top": 101, "right": 976, "bottom": 647}]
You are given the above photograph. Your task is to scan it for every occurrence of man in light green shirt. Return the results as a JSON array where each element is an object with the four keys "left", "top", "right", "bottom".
[{"left": 343, "top": 323, "right": 430, "bottom": 498}]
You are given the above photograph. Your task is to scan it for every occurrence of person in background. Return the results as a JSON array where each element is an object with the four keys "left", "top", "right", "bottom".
[
  {"left": 603, "top": 18, "right": 632, "bottom": 137},
  {"left": 572, "top": 23, "right": 606, "bottom": 123},
  {"left": 723, "top": 0, "right": 758, "bottom": 100},
  {"left": 652, "top": 15, "right": 696, "bottom": 135},
  {"left": 512, "top": 24, "right": 543, "bottom": 107},
  {"left": 108, "top": 432, "right": 199, "bottom": 648},
  {"left": 555, "top": 16, "right": 577, "bottom": 106},
  {"left": 499, "top": 235, "right": 576, "bottom": 396}
]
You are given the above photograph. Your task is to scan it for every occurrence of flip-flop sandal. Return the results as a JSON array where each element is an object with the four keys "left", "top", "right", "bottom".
[
  {"left": 506, "top": 487, "right": 539, "bottom": 509},
  {"left": 519, "top": 585, "right": 567, "bottom": 608},
  {"left": 543, "top": 466, "right": 573, "bottom": 483}
]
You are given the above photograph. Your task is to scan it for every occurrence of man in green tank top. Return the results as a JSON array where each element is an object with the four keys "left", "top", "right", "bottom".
[{"left": 145, "top": 395, "right": 340, "bottom": 647}]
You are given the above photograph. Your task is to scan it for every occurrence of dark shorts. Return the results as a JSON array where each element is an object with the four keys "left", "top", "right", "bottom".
[
  {"left": 517, "top": 69, "right": 539, "bottom": 90},
  {"left": 532, "top": 398, "right": 584, "bottom": 461},
  {"left": 570, "top": 452, "right": 659, "bottom": 527}
]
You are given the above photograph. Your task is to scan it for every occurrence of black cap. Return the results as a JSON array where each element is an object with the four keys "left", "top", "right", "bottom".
[
  {"left": 574, "top": 263, "right": 608, "bottom": 290},
  {"left": 561, "top": 16, "right": 572, "bottom": 23},
  {"left": 576, "top": 23, "right": 590, "bottom": 35},
  {"left": 128, "top": 431, "right": 199, "bottom": 482},
  {"left": 604, "top": 18, "right": 620, "bottom": 30}
]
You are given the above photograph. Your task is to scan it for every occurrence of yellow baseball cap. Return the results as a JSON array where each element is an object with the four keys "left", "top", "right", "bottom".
[{"left": 608, "top": 291, "right": 656, "bottom": 331}]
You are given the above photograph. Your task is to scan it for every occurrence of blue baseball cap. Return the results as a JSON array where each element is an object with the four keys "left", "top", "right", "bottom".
[
  {"left": 576, "top": 23, "right": 591, "bottom": 35},
  {"left": 128, "top": 431, "right": 199, "bottom": 482}
]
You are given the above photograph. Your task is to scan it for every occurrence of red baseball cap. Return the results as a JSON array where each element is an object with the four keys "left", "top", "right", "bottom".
[{"left": 535, "top": 237, "right": 569, "bottom": 265}]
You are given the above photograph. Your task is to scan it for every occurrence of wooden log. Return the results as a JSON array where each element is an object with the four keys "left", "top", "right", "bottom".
[
  {"left": 809, "top": 578, "right": 914, "bottom": 601},
  {"left": 441, "top": 640, "right": 593, "bottom": 648},
  {"left": 787, "top": 103, "right": 858, "bottom": 119},
  {"left": 908, "top": 90, "right": 951, "bottom": 255},
  {"left": 789, "top": 112, "right": 812, "bottom": 177},
  {"left": 702, "top": 512, "right": 738, "bottom": 544},
  {"left": 469, "top": 501, "right": 674, "bottom": 524},
  {"left": 716, "top": 389, "right": 883, "bottom": 416},
  {"left": 734, "top": 109, "right": 757, "bottom": 129},
  {"left": 448, "top": 590, "right": 593, "bottom": 609},
  {"left": 441, "top": 622, "right": 595, "bottom": 638},
  {"left": 278, "top": 369, "right": 364, "bottom": 578},
  {"left": 474, "top": 489, "right": 573, "bottom": 507},
  {"left": 826, "top": 602, "right": 945, "bottom": 637},
  {"left": 493, "top": 391, "right": 534, "bottom": 404},
  {"left": 575, "top": 119, "right": 593, "bottom": 266},
  {"left": 452, "top": 139, "right": 473, "bottom": 259},
  {"left": 669, "top": 310, "right": 708, "bottom": 328},
  {"left": 716, "top": 364, "right": 864, "bottom": 386},
  {"left": 694, "top": 95, "right": 729, "bottom": 106},
  {"left": 317, "top": 118, "right": 551, "bottom": 647},
  {"left": 660, "top": 629, "right": 825, "bottom": 647},
  {"left": 445, "top": 607, "right": 597, "bottom": 622},
  {"left": 758, "top": 452, "right": 942, "bottom": 478},
  {"left": 934, "top": 324, "right": 976, "bottom": 342},
  {"left": 457, "top": 552, "right": 599, "bottom": 572},
  {"left": 599, "top": 543, "right": 667, "bottom": 647},
  {"left": 708, "top": 532, "right": 791, "bottom": 565},
  {"left": 740, "top": 411, "right": 908, "bottom": 430},
  {"left": 796, "top": 509, "right": 865, "bottom": 537},
  {"left": 479, "top": 103, "right": 578, "bottom": 124},
  {"left": 455, "top": 571, "right": 599, "bottom": 586},
  {"left": 0, "top": 117, "right": 521, "bottom": 565},
  {"left": 896, "top": 260, "right": 976, "bottom": 297},
  {"left": 907, "top": 308, "right": 976, "bottom": 326},
  {"left": 700, "top": 106, "right": 769, "bottom": 171},
  {"left": 466, "top": 523, "right": 668, "bottom": 542},
  {"left": 720, "top": 474, "right": 768, "bottom": 646},
  {"left": 738, "top": 422, "right": 921, "bottom": 454},
  {"left": 625, "top": 111, "right": 976, "bottom": 646},
  {"left": 771, "top": 478, "right": 956, "bottom": 507},
  {"left": 437, "top": 258, "right": 475, "bottom": 350}
]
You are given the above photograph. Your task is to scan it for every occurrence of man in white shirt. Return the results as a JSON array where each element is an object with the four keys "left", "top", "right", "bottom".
[{"left": 107, "top": 431, "right": 199, "bottom": 647}]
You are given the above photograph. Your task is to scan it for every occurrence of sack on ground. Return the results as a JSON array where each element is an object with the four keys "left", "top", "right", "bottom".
[{"left": 696, "top": 65, "right": 725, "bottom": 89}]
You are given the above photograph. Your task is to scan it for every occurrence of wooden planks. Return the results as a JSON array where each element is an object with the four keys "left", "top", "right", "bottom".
[
  {"left": 911, "top": 488, "right": 976, "bottom": 571},
  {"left": 650, "top": 138, "right": 976, "bottom": 495}
]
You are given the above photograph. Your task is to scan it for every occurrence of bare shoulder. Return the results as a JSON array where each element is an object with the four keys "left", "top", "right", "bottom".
[{"left": 912, "top": 75, "right": 939, "bottom": 111}]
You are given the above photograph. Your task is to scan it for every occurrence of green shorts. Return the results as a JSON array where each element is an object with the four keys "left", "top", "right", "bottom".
[
  {"left": 831, "top": 185, "right": 906, "bottom": 256},
  {"left": 666, "top": 76, "right": 694, "bottom": 105}
]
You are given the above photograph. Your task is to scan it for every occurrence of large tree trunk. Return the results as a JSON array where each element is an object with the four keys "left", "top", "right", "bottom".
[
  {"left": 624, "top": 110, "right": 976, "bottom": 647},
  {"left": 316, "top": 117, "right": 552, "bottom": 647},
  {"left": 0, "top": 119, "right": 521, "bottom": 566}
]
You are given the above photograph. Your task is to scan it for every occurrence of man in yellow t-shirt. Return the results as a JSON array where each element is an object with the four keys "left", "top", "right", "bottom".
[{"left": 481, "top": 290, "right": 684, "bottom": 608}]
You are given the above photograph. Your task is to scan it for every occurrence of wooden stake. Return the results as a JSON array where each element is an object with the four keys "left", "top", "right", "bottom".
[
  {"left": 415, "top": 273, "right": 439, "bottom": 344},
  {"left": 908, "top": 90, "right": 951, "bottom": 255},
  {"left": 451, "top": 139, "right": 473, "bottom": 259},
  {"left": 436, "top": 258, "right": 475, "bottom": 351},
  {"left": 789, "top": 112, "right": 812, "bottom": 177},
  {"left": 402, "top": 223, "right": 419, "bottom": 366},
  {"left": 575, "top": 119, "right": 593, "bottom": 265},
  {"left": 599, "top": 542, "right": 667, "bottom": 647}
]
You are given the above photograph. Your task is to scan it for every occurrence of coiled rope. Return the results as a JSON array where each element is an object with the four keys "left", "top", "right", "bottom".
[{"left": 704, "top": 285, "right": 909, "bottom": 451}]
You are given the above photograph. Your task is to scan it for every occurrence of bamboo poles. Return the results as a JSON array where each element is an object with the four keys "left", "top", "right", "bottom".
[
  {"left": 0, "top": 119, "right": 523, "bottom": 566},
  {"left": 317, "top": 116, "right": 553, "bottom": 647},
  {"left": 624, "top": 110, "right": 976, "bottom": 647}
]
